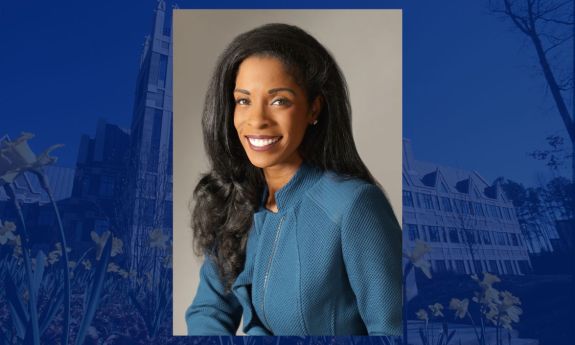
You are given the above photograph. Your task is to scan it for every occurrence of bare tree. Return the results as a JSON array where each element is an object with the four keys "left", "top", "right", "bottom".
[{"left": 490, "top": 0, "right": 575, "bottom": 180}]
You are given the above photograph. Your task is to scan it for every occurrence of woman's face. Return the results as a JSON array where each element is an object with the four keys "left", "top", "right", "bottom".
[{"left": 233, "top": 56, "right": 319, "bottom": 171}]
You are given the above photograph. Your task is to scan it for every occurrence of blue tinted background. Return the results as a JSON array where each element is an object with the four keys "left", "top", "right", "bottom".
[{"left": 1, "top": 0, "right": 573, "bottom": 344}]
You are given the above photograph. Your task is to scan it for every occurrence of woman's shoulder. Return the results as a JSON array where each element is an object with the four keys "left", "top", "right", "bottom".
[{"left": 304, "top": 170, "right": 387, "bottom": 224}]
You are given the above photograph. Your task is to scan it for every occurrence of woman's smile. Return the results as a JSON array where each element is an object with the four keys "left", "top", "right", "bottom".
[{"left": 245, "top": 135, "right": 282, "bottom": 151}]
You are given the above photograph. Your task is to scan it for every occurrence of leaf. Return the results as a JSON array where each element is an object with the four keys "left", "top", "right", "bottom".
[
  {"left": 31, "top": 250, "right": 46, "bottom": 298},
  {"left": 436, "top": 332, "right": 444, "bottom": 345},
  {"left": 0, "top": 326, "right": 12, "bottom": 345},
  {"left": 74, "top": 233, "right": 112, "bottom": 345},
  {"left": 5, "top": 276, "right": 29, "bottom": 339},
  {"left": 130, "top": 291, "right": 153, "bottom": 335},
  {"left": 39, "top": 287, "right": 64, "bottom": 334},
  {"left": 419, "top": 328, "right": 429, "bottom": 345},
  {"left": 446, "top": 330, "right": 456, "bottom": 345}
]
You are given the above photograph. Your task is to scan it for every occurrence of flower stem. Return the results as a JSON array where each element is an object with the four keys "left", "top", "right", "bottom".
[
  {"left": 36, "top": 171, "right": 71, "bottom": 345},
  {"left": 466, "top": 311, "right": 483, "bottom": 345},
  {"left": 4, "top": 184, "right": 40, "bottom": 345}
]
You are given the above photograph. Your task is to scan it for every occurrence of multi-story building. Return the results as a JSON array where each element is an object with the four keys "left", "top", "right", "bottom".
[
  {"left": 71, "top": 118, "right": 131, "bottom": 241},
  {"left": 124, "top": 0, "right": 173, "bottom": 267},
  {"left": 403, "top": 139, "right": 531, "bottom": 275}
]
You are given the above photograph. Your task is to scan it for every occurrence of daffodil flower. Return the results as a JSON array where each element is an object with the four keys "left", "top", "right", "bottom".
[
  {"left": 91, "top": 231, "right": 111, "bottom": 260},
  {"left": 11, "top": 235, "right": 22, "bottom": 257},
  {"left": 162, "top": 254, "right": 172, "bottom": 269},
  {"left": 403, "top": 239, "right": 432, "bottom": 278},
  {"left": 471, "top": 272, "right": 501, "bottom": 289},
  {"left": 449, "top": 298, "right": 469, "bottom": 319},
  {"left": 0, "top": 132, "right": 63, "bottom": 184},
  {"left": 118, "top": 269, "right": 130, "bottom": 279},
  {"left": 107, "top": 262, "right": 120, "bottom": 273},
  {"left": 428, "top": 303, "right": 444, "bottom": 317},
  {"left": 48, "top": 243, "right": 63, "bottom": 265},
  {"left": 111, "top": 237, "right": 123, "bottom": 257},
  {"left": 82, "top": 259, "right": 92, "bottom": 270},
  {"left": 149, "top": 228, "right": 169, "bottom": 250},
  {"left": 416, "top": 309, "right": 429, "bottom": 321},
  {"left": 0, "top": 220, "right": 17, "bottom": 245}
]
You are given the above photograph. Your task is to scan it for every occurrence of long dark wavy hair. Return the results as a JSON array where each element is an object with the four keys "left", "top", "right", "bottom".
[{"left": 192, "top": 23, "right": 376, "bottom": 291}]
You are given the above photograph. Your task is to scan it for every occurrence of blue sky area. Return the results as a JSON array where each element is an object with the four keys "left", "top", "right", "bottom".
[{"left": 1, "top": 1, "right": 571, "bottom": 186}]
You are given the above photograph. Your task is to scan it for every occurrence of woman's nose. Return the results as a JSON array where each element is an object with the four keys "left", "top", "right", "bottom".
[{"left": 247, "top": 102, "right": 270, "bottom": 128}]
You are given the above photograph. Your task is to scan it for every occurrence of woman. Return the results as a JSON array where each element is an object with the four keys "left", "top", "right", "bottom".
[{"left": 186, "top": 23, "right": 401, "bottom": 336}]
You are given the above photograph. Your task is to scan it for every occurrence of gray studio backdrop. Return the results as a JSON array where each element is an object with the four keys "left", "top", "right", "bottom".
[{"left": 173, "top": 10, "right": 402, "bottom": 335}]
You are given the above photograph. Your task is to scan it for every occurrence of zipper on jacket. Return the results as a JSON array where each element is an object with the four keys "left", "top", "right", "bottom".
[{"left": 261, "top": 215, "right": 285, "bottom": 329}]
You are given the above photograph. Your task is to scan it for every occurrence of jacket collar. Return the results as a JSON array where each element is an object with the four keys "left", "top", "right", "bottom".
[{"left": 260, "top": 162, "right": 322, "bottom": 212}]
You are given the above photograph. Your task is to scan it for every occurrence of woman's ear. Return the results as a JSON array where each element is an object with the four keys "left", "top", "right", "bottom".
[{"left": 309, "top": 96, "right": 322, "bottom": 124}]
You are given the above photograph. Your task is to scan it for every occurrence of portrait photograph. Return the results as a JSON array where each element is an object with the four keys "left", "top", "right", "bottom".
[{"left": 172, "top": 10, "right": 403, "bottom": 336}]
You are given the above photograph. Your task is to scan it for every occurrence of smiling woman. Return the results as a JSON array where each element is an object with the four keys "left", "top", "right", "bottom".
[
  {"left": 233, "top": 56, "right": 322, "bottom": 211},
  {"left": 179, "top": 22, "right": 402, "bottom": 336}
]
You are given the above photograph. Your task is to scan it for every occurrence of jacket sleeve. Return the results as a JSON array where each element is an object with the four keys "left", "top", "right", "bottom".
[
  {"left": 185, "top": 256, "right": 242, "bottom": 335},
  {"left": 341, "top": 184, "right": 402, "bottom": 336}
]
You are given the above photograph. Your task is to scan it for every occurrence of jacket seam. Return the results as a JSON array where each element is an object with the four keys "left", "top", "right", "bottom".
[{"left": 294, "top": 213, "right": 310, "bottom": 335}]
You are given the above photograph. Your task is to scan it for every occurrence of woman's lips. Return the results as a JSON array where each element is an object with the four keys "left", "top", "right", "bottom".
[{"left": 245, "top": 135, "right": 281, "bottom": 151}]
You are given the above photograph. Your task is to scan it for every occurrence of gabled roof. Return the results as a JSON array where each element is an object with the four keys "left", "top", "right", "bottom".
[{"left": 403, "top": 143, "right": 506, "bottom": 202}]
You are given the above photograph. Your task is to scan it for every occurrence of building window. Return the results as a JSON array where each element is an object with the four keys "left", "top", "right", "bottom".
[
  {"left": 440, "top": 227, "right": 447, "bottom": 242},
  {"left": 474, "top": 260, "right": 483, "bottom": 274},
  {"left": 434, "top": 196, "right": 441, "bottom": 210},
  {"left": 407, "top": 224, "right": 419, "bottom": 241},
  {"left": 441, "top": 197, "right": 453, "bottom": 212},
  {"left": 463, "top": 229, "right": 476, "bottom": 244},
  {"left": 482, "top": 230, "right": 492, "bottom": 245},
  {"left": 495, "top": 232, "right": 507, "bottom": 246},
  {"left": 504, "top": 260, "right": 514, "bottom": 274},
  {"left": 510, "top": 233, "right": 519, "bottom": 246},
  {"left": 488, "top": 204, "right": 500, "bottom": 218},
  {"left": 448, "top": 227, "right": 460, "bottom": 243},
  {"left": 158, "top": 54, "right": 168, "bottom": 88},
  {"left": 403, "top": 191, "right": 414, "bottom": 207},
  {"left": 99, "top": 175, "right": 115, "bottom": 197},
  {"left": 421, "top": 193, "right": 434, "bottom": 209},
  {"left": 503, "top": 207, "right": 511, "bottom": 220},
  {"left": 414, "top": 193, "right": 422, "bottom": 208},
  {"left": 457, "top": 199, "right": 470, "bottom": 215},
  {"left": 429, "top": 226, "right": 441, "bottom": 242},
  {"left": 489, "top": 260, "right": 499, "bottom": 274},
  {"left": 455, "top": 260, "right": 466, "bottom": 274},
  {"left": 435, "top": 260, "right": 447, "bottom": 273},
  {"left": 474, "top": 202, "right": 485, "bottom": 217}
]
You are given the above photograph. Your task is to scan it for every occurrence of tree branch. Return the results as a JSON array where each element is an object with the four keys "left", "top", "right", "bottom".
[
  {"left": 538, "top": 16, "right": 574, "bottom": 25},
  {"left": 536, "top": 0, "right": 571, "bottom": 17},
  {"left": 503, "top": 0, "right": 532, "bottom": 35},
  {"left": 543, "top": 33, "right": 574, "bottom": 53}
]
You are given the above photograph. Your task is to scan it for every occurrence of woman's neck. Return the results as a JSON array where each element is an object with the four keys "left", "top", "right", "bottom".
[{"left": 263, "top": 160, "right": 303, "bottom": 212}]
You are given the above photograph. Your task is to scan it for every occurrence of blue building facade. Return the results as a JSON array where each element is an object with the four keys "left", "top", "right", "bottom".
[
  {"left": 403, "top": 139, "right": 532, "bottom": 276},
  {"left": 124, "top": 0, "right": 173, "bottom": 270}
]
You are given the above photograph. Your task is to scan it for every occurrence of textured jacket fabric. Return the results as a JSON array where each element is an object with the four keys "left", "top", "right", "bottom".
[{"left": 186, "top": 163, "right": 402, "bottom": 336}]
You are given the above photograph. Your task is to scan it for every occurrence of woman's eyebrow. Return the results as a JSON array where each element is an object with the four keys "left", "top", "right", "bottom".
[
  {"left": 234, "top": 88, "right": 250, "bottom": 95},
  {"left": 268, "top": 88, "right": 296, "bottom": 95},
  {"left": 233, "top": 88, "right": 296, "bottom": 95}
]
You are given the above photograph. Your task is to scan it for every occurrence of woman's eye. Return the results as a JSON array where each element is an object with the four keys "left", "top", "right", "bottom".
[
  {"left": 235, "top": 98, "right": 250, "bottom": 105},
  {"left": 271, "top": 98, "right": 292, "bottom": 106}
]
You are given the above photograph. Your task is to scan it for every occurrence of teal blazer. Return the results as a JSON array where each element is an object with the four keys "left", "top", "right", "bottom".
[{"left": 186, "top": 163, "right": 402, "bottom": 335}]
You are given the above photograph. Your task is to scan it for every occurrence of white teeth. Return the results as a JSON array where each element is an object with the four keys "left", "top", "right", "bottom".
[{"left": 248, "top": 137, "right": 280, "bottom": 147}]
